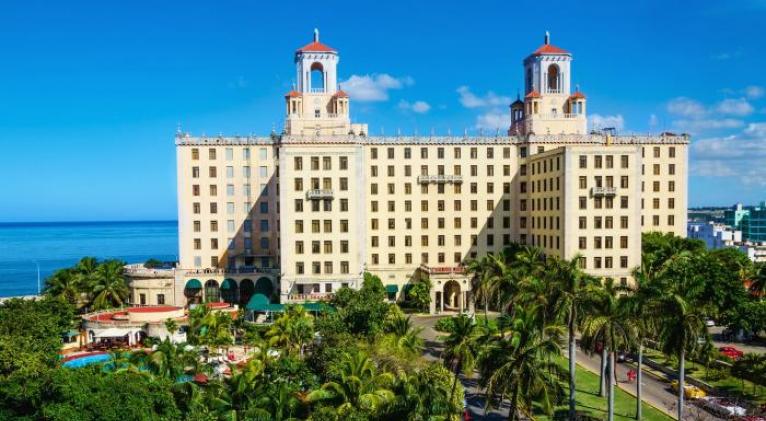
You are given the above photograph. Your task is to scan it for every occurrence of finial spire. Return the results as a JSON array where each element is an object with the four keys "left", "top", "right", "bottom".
[
  {"left": 314, "top": 28, "right": 319, "bottom": 42},
  {"left": 544, "top": 30, "right": 550, "bottom": 45}
]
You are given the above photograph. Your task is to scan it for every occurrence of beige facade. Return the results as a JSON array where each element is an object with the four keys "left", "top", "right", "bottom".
[{"left": 172, "top": 31, "right": 689, "bottom": 313}]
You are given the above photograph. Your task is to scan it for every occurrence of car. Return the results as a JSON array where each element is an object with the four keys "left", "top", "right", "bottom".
[
  {"left": 671, "top": 380, "right": 707, "bottom": 399},
  {"left": 719, "top": 346, "right": 744, "bottom": 360},
  {"left": 617, "top": 351, "right": 629, "bottom": 362},
  {"left": 705, "top": 319, "right": 715, "bottom": 327},
  {"left": 697, "top": 397, "right": 746, "bottom": 417}
]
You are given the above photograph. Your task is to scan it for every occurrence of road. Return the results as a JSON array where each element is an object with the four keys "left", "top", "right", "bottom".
[{"left": 412, "top": 314, "right": 723, "bottom": 421}]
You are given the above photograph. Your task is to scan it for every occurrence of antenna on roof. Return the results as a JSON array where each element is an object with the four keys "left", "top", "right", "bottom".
[
  {"left": 544, "top": 30, "right": 550, "bottom": 45},
  {"left": 314, "top": 28, "right": 319, "bottom": 42}
]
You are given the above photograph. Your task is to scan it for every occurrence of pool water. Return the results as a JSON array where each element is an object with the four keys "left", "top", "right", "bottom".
[{"left": 62, "top": 353, "right": 112, "bottom": 368}]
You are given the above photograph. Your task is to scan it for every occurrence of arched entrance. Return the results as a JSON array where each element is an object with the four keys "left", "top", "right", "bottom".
[
  {"left": 255, "top": 277, "right": 274, "bottom": 301},
  {"left": 220, "top": 278, "right": 238, "bottom": 304},
  {"left": 443, "top": 280, "right": 461, "bottom": 311},
  {"left": 204, "top": 280, "right": 220, "bottom": 303},
  {"left": 239, "top": 279, "right": 254, "bottom": 307},
  {"left": 184, "top": 279, "right": 203, "bottom": 305}
]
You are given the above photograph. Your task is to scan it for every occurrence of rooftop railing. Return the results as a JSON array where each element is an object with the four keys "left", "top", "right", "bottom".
[{"left": 417, "top": 175, "right": 463, "bottom": 184}]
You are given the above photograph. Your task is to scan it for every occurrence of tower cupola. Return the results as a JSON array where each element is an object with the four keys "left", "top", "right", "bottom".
[{"left": 295, "top": 28, "right": 339, "bottom": 94}]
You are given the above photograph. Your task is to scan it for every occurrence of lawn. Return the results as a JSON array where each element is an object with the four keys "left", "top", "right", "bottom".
[
  {"left": 643, "top": 349, "right": 766, "bottom": 405},
  {"left": 532, "top": 357, "right": 673, "bottom": 421}
]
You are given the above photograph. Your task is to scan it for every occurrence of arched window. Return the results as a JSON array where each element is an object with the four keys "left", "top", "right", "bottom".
[
  {"left": 204, "top": 280, "right": 220, "bottom": 303},
  {"left": 310, "top": 62, "right": 324, "bottom": 92},
  {"left": 547, "top": 64, "right": 559, "bottom": 93}
]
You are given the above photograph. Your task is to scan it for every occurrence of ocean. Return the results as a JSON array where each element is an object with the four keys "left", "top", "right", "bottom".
[{"left": 0, "top": 221, "right": 178, "bottom": 297}]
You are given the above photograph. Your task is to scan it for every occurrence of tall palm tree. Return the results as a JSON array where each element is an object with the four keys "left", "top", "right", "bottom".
[
  {"left": 479, "top": 306, "right": 565, "bottom": 421},
  {"left": 625, "top": 261, "right": 662, "bottom": 420},
  {"left": 581, "top": 279, "right": 636, "bottom": 421},
  {"left": 467, "top": 256, "right": 493, "bottom": 317},
  {"left": 749, "top": 262, "right": 766, "bottom": 300},
  {"left": 548, "top": 254, "right": 595, "bottom": 421},
  {"left": 45, "top": 268, "right": 81, "bottom": 306},
  {"left": 146, "top": 338, "right": 198, "bottom": 381},
  {"left": 90, "top": 259, "right": 129, "bottom": 310},
  {"left": 440, "top": 314, "right": 479, "bottom": 405},
  {"left": 384, "top": 314, "right": 424, "bottom": 357},
  {"left": 306, "top": 350, "right": 395, "bottom": 415}
]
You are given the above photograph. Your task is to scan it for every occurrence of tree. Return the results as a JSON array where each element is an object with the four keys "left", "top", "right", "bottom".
[
  {"left": 307, "top": 350, "right": 395, "bottom": 416},
  {"left": 90, "top": 259, "right": 130, "bottom": 310},
  {"left": 479, "top": 306, "right": 565, "bottom": 421},
  {"left": 547, "top": 254, "right": 595, "bottom": 421},
  {"left": 331, "top": 273, "right": 390, "bottom": 337},
  {"left": 405, "top": 278, "right": 431, "bottom": 312},
  {"left": 440, "top": 314, "right": 478, "bottom": 406},
  {"left": 382, "top": 313, "right": 424, "bottom": 358},
  {"left": 653, "top": 265, "right": 706, "bottom": 421},
  {"left": 386, "top": 363, "right": 463, "bottom": 421},
  {"left": 581, "top": 280, "right": 636, "bottom": 421},
  {"left": 44, "top": 269, "right": 81, "bottom": 307},
  {"left": 467, "top": 256, "right": 494, "bottom": 316},
  {"left": 267, "top": 305, "right": 314, "bottom": 358}
]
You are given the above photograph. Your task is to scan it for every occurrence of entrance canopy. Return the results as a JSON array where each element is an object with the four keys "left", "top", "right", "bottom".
[{"left": 385, "top": 284, "right": 399, "bottom": 294}]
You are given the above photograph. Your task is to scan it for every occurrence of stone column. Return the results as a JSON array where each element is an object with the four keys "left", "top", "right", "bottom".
[
  {"left": 429, "top": 289, "right": 436, "bottom": 314},
  {"left": 459, "top": 291, "right": 464, "bottom": 313}
]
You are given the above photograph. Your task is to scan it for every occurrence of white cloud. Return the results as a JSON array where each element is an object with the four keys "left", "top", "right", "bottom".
[
  {"left": 674, "top": 118, "right": 744, "bottom": 132},
  {"left": 474, "top": 109, "right": 511, "bottom": 131},
  {"left": 588, "top": 114, "right": 625, "bottom": 131},
  {"left": 648, "top": 114, "right": 659, "bottom": 128},
  {"left": 716, "top": 98, "right": 754, "bottom": 116},
  {"left": 690, "top": 124, "right": 766, "bottom": 185},
  {"left": 457, "top": 86, "right": 511, "bottom": 109},
  {"left": 398, "top": 100, "right": 431, "bottom": 114},
  {"left": 745, "top": 85, "right": 764, "bottom": 99},
  {"left": 667, "top": 97, "right": 707, "bottom": 118},
  {"left": 339, "top": 74, "right": 414, "bottom": 102}
]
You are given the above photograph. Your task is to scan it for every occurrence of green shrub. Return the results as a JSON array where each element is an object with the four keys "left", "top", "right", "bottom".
[{"left": 434, "top": 317, "right": 456, "bottom": 333}]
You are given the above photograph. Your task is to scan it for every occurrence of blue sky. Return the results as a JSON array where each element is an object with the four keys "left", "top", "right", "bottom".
[{"left": 0, "top": 0, "right": 764, "bottom": 221}]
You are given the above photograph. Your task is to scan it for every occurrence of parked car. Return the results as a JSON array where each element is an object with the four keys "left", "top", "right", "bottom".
[
  {"left": 705, "top": 319, "right": 715, "bottom": 327},
  {"left": 719, "top": 346, "right": 744, "bottom": 360},
  {"left": 671, "top": 380, "right": 707, "bottom": 399},
  {"left": 697, "top": 397, "right": 746, "bottom": 417}
]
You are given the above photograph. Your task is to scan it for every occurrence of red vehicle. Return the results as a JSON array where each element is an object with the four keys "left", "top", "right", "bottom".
[{"left": 719, "top": 346, "right": 744, "bottom": 360}]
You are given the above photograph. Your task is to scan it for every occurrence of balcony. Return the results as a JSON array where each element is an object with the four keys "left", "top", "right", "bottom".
[
  {"left": 591, "top": 186, "right": 617, "bottom": 197},
  {"left": 417, "top": 175, "right": 463, "bottom": 184},
  {"left": 286, "top": 293, "right": 335, "bottom": 302},
  {"left": 306, "top": 189, "right": 334, "bottom": 200}
]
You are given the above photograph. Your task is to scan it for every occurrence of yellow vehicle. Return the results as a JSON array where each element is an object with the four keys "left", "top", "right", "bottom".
[{"left": 671, "top": 381, "right": 707, "bottom": 399}]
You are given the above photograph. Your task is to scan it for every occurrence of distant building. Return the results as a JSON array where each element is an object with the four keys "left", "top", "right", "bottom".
[
  {"left": 687, "top": 221, "right": 742, "bottom": 249},
  {"left": 739, "top": 242, "right": 766, "bottom": 263},
  {"left": 724, "top": 201, "right": 766, "bottom": 242}
]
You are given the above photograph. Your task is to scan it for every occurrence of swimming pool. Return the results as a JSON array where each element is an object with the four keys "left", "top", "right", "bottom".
[{"left": 62, "top": 353, "right": 112, "bottom": 368}]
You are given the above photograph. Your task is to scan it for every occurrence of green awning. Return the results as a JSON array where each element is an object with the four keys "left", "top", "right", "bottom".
[
  {"left": 185, "top": 279, "right": 202, "bottom": 289},
  {"left": 246, "top": 293, "right": 270, "bottom": 311},
  {"left": 221, "top": 278, "right": 236, "bottom": 290},
  {"left": 385, "top": 284, "right": 399, "bottom": 293},
  {"left": 65, "top": 330, "right": 79, "bottom": 337}
]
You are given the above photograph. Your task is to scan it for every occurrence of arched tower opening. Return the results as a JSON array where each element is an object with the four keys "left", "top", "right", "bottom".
[
  {"left": 310, "top": 62, "right": 325, "bottom": 92},
  {"left": 547, "top": 64, "right": 560, "bottom": 93}
]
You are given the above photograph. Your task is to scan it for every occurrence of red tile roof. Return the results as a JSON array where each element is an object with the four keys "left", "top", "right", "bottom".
[
  {"left": 532, "top": 44, "right": 570, "bottom": 56},
  {"left": 525, "top": 90, "right": 541, "bottom": 99},
  {"left": 285, "top": 90, "right": 302, "bottom": 98},
  {"left": 569, "top": 91, "right": 586, "bottom": 99},
  {"left": 297, "top": 41, "right": 336, "bottom": 53},
  {"left": 127, "top": 306, "right": 180, "bottom": 313},
  {"left": 334, "top": 90, "right": 348, "bottom": 98}
]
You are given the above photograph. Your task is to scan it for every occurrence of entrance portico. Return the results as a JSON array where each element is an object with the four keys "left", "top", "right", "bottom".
[{"left": 421, "top": 265, "right": 474, "bottom": 314}]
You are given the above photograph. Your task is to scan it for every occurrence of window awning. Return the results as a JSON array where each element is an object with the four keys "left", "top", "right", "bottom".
[
  {"left": 185, "top": 279, "right": 202, "bottom": 289},
  {"left": 246, "top": 293, "right": 270, "bottom": 311},
  {"left": 94, "top": 327, "right": 135, "bottom": 338},
  {"left": 385, "top": 284, "right": 399, "bottom": 293},
  {"left": 220, "top": 278, "right": 236, "bottom": 290}
]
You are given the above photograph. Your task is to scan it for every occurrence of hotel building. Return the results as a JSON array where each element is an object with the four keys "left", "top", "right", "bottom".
[{"left": 169, "top": 30, "right": 688, "bottom": 313}]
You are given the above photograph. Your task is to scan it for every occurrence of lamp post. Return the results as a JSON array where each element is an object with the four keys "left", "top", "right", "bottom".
[{"left": 33, "top": 260, "right": 41, "bottom": 296}]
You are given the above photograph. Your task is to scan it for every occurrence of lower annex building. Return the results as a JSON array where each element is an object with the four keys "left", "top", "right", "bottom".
[{"left": 160, "top": 30, "right": 689, "bottom": 314}]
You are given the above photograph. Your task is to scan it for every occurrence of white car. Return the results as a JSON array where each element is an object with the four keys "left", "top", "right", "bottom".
[
  {"left": 697, "top": 397, "right": 746, "bottom": 417},
  {"left": 705, "top": 319, "right": 715, "bottom": 327}
]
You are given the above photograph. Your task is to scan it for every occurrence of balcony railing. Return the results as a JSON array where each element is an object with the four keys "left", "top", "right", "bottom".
[
  {"left": 306, "top": 189, "right": 334, "bottom": 199},
  {"left": 286, "top": 293, "right": 335, "bottom": 302},
  {"left": 591, "top": 186, "right": 617, "bottom": 197},
  {"left": 309, "top": 88, "right": 325, "bottom": 93},
  {"left": 416, "top": 175, "right": 463, "bottom": 184},
  {"left": 182, "top": 267, "right": 279, "bottom": 276},
  {"left": 419, "top": 264, "right": 466, "bottom": 276}
]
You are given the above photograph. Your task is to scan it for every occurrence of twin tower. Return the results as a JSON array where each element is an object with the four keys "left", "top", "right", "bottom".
[{"left": 284, "top": 30, "right": 587, "bottom": 137}]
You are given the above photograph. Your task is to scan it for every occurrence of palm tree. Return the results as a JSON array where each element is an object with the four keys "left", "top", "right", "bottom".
[
  {"left": 306, "top": 350, "right": 395, "bottom": 415},
  {"left": 653, "top": 250, "right": 707, "bottom": 421},
  {"left": 90, "top": 259, "right": 129, "bottom": 310},
  {"left": 625, "top": 261, "right": 662, "bottom": 420},
  {"left": 750, "top": 262, "right": 766, "bottom": 300},
  {"left": 45, "top": 268, "right": 80, "bottom": 306},
  {"left": 548, "top": 254, "right": 595, "bottom": 421},
  {"left": 266, "top": 305, "right": 314, "bottom": 357},
  {"left": 199, "top": 310, "right": 235, "bottom": 358},
  {"left": 479, "top": 306, "right": 565, "bottom": 421},
  {"left": 384, "top": 314, "right": 424, "bottom": 357},
  {"left": 146, "top": 338, "right": 197, "bottom": 381},
  {"left": 440, "top": 314, "right": 478, "bottom": 405},
  {"left": 581, "top": 279, "right": 636, "bottom": 421},
  {"left": 467, "top": 256, "right": 493, "bottom": 317}
]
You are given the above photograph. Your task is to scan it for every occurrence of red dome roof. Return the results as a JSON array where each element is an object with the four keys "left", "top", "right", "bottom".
[
  {"left": 297, "top": 41, "right": 336, "bottom": 53},
  {"left": 532, "top": 44, "right": 570, "bottom": 56},
  {"left": 285, "top": 90, "right": 302, "bottom": 98},
  {"left": 334, "top": 90, "right": 349, "bottom": 98},
  {"left": 569, "top": 91, "right": 586, "bottom": 99},
  {"left": 525, "top": 90, "right": 541, "bottom": 99}
]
